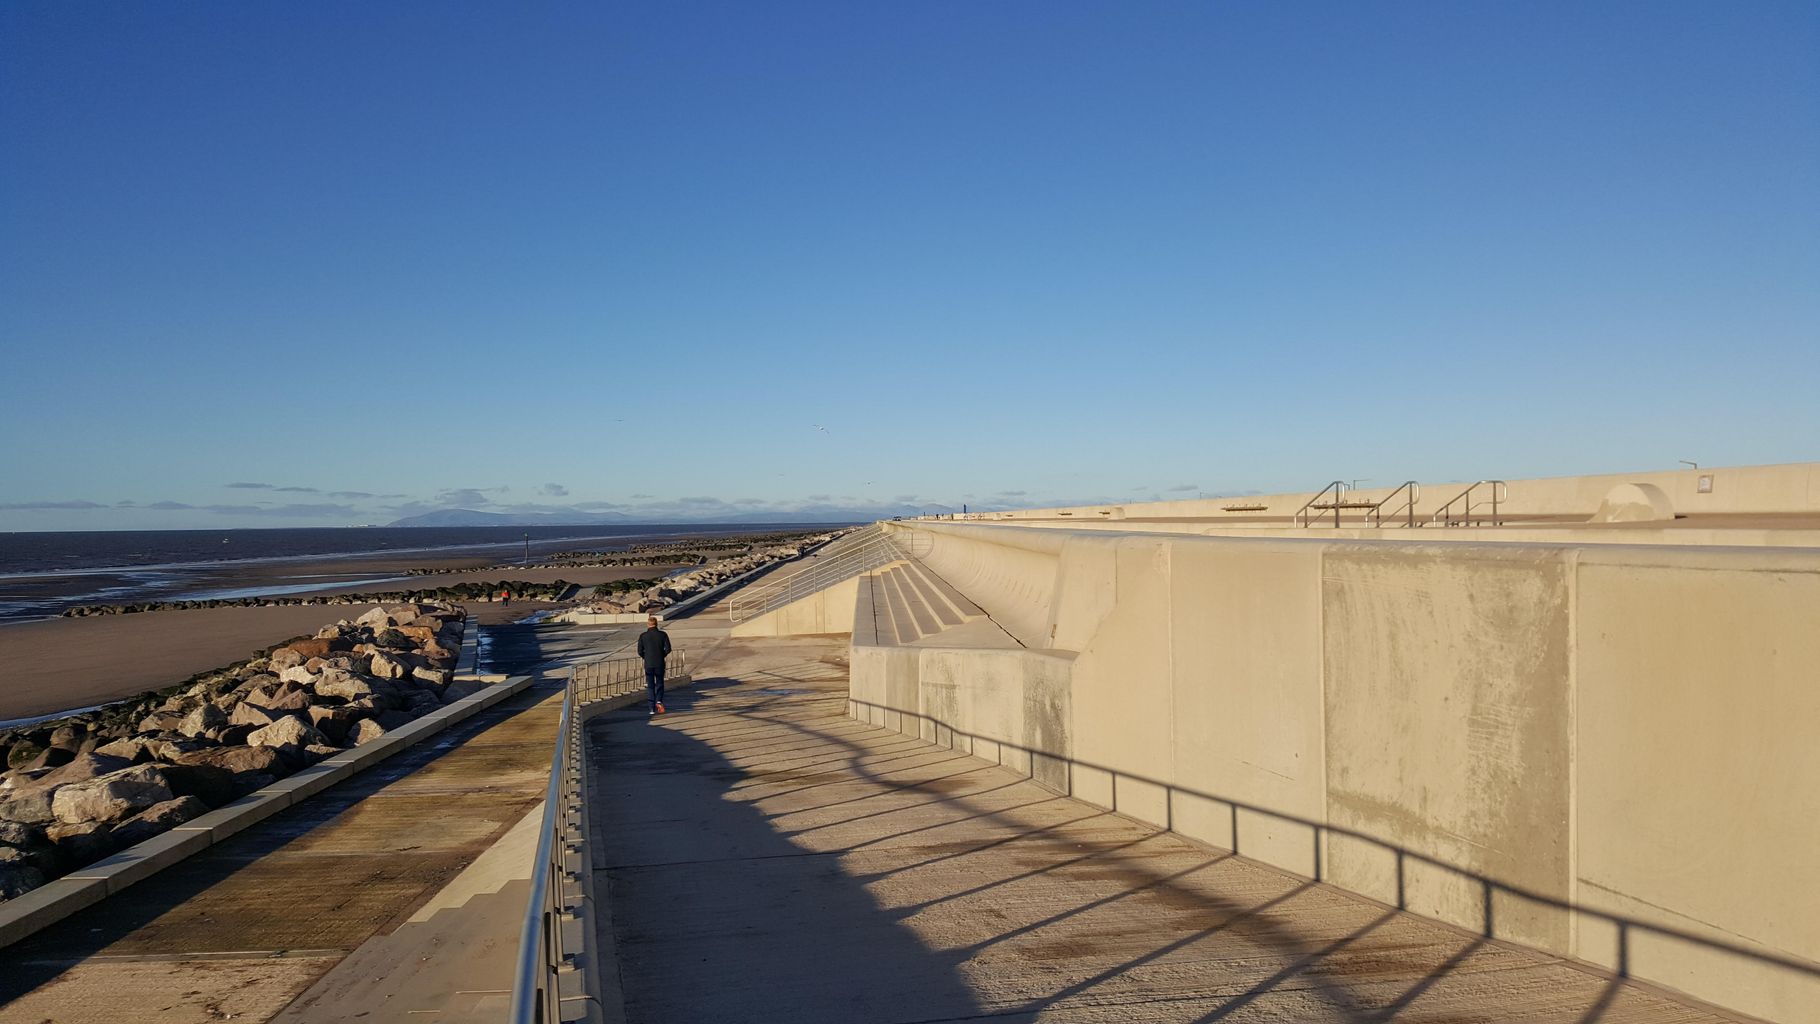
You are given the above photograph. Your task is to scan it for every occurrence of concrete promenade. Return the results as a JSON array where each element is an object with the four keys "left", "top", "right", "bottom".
[
  {"left": 0, "top": 619, "right": 641, "bottom": 1024},
  {"left": 589, "top": 634, "right": 1743, "bottom": 1023}
]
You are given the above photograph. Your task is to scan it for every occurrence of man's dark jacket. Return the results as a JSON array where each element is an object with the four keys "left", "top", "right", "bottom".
[{"left": 637, "top": 626, "right": 672, "bottom": 671}]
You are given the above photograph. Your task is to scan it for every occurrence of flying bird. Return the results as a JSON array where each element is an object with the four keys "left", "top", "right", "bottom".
[{"left": 812, "top": 424, "right": 829, "bottom": 434}]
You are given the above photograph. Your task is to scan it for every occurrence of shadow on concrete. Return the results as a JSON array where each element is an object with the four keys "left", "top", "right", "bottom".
[
  {"left": 590, "top": 645, "right": 1750, "bottom": 1024},
  {"left": 587, "top": 687, "right": 988, "bottom": 1024}
]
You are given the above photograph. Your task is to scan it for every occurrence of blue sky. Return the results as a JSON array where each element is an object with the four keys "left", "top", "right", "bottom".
[{"left": 2, "top": 1, "right": 1815, "bottom": 529}]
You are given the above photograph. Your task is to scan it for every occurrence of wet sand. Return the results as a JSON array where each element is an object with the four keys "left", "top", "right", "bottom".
[{"left": 0, "top": 605, "right": 364, "bottom": 721}]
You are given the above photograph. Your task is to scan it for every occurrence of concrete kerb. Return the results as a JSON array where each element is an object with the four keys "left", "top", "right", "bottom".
[{"left": 0, "top": 674, "right": 535, "bottom": 950}]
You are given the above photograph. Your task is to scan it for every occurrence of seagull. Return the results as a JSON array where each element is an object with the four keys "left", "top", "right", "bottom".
[{"left": 812, "top": 424, "right": 829, "bottom": 434}]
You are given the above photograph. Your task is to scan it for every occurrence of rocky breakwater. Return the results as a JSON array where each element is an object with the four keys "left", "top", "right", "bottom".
[
  {"left": 0, "top": 603, "right": 477, "bottom": 903},
  {"left": 584, "top": 532, "right": 834, "bottom": 613}
]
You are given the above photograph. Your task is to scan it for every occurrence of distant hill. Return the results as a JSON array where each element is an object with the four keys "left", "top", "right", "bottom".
[
  {"left": 385, "top": 508, "right": 630, "bottom": 528},
  {"left": 385, "top": 505, "right": 954, "bottom": 528}
]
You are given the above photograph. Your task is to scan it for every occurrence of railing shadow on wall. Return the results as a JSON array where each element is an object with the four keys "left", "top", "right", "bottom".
[{"left": 846, "top": 698, "right": 1820, "bottom": 1004}]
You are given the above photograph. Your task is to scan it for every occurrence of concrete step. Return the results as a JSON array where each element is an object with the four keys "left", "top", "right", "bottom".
[
  {"left": 894, "top": 560, "right": 964, "bottom": 627},
  {"left": 867, "top": 574, "right": 903, "bottom": 645},
  {"left": 887, "top": 566, "right": 942, "bottom": 638},
  {"left": 899, "top": 558, "right": 981, "bottom": 624},
  {"left": 878, "top": 568, "right": 924, "bottom": 644}
]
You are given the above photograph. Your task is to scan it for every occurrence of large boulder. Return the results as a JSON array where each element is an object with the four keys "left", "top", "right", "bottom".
[
  {"left": 313, "top": 670, "right": 378, "bottom": 702},
  {"left": 174, "top": 745, "right": 283, "bottom": 777},
  {"left": 137, "top": 711, "right": 185, "bottom": 734},
  {"left": 45, "top": 820, "right": 119, "bottom": 866},
  {"left": 32, "top": 752, "right": 132, "bottom": 789},
  {"left": 178, "top": 702, "right": 228, "bottom": 738},
  {"left": 356, "top": 606, "right": 394, "bottom": 629},
  {"left": 160, "top": 763, "right": 237, "bottom": 808},
  {"left": 92, "top": 737, "right": 154, "bottom": 762},
  {"left": 111, "top": 796, "right": 210, "bottom": 847},
  {"left": 368, "top": 651, "right": 409, "bottom": 681},
  {"left": 246, "top": 716, "right": 328, "bottom": 750},
  {"left": 276, "top": 665, "right": 317, "bottom": 686},
  {"left": 345, "top": 718, "right": 388, "bottom": 746},
  {"left": 307, "top": 706, "right": 364, "bottom": 745},
  {"left": 229, "top": 702, "right": 286, "bottom": 729},
  {"left": 392, "top": 624, "right": 437, "bottom": 645},
  {"left": 245, "top": 682, "right": 313, "bottom": 712},
  {"left": 268, "top": 647, "right": 306, "bottom": 672},
  {"left": 0, "top": 819, "right": 47, "bottom": 848},
  {"left": 412, "top": 666, "right": 452, "bottom": 688},
  {"left": 0, "top": 787, "right": 59, "bottom": 825},
  {"left": 51, "top": 765, "right": 174, "bottom": 825},
  {"left": 0, "top": 860, "right": 48, "bottom": 899},
  {"left": 22, "top": 747, "right": 77, "bottom": 772},
  {"left": 279, "top": 638, "right": 336, "bottom": 660}
]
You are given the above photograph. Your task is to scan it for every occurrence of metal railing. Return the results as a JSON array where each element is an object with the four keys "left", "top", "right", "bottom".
[
  {"left": 1430, "top": 479, "right": 1508, "bottom": 526},
  {"left": 727, "top": 525, "right": 929, "bottom": 623},
  {"left": 1367, "top": 480, "right": 1422, "bottom": 528},
  {"left": 510, "top": 648, "right": 687, "bottom": 1024},
  {"left": 1294, "top": 480, "right": 1426, "bottom": 528}
]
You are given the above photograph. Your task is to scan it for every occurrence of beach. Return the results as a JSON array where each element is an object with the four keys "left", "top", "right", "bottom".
[{"left": 0, "top": 530, "right": 816, "bottom": 721}]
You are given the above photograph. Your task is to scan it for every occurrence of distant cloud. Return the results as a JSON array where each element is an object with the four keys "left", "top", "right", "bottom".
[
  {"left": 148, "top": 500, "right": 195, "bottom": 510},
  {"left": 435, "top": 487, "right": 498, "bottom": 508},
  {"left": 328, "top": 491, "right": 375, "bottom": 499},
  {"left": 894, "top": 494, "right": 918, "bottom": 503},
  {"left": 628, "top": 493, "right": 653, "bottom": 500},
  {"left": 806, "top": 494, "right": 832, "bottom": 502},
  {"left": 997, "top": 490, "right": 1027, "bottom": 498},
  {"left": 0, "top": 500, "right": 106, "bottom": 510},
  {"left": 274, "top": 485, "right": 319, "bottom": 493},
  {"left": 205, "top": 502, "right": 355, "bottom": 518},
  {"left": 540, "top": 483, "right": 569, "bottom": 497},
  {"left": 225, "top": 482, "right": 272, "bottom": 490},
  {"left": 1166, "top": 484, "right": 1198, "bottom": 492}
]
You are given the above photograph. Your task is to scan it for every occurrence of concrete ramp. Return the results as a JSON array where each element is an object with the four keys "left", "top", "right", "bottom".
[{"left": 584, "top": 635, "right": 1745, "bottom": 1024}]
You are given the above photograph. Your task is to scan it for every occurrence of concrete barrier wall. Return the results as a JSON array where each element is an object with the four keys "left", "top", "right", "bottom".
[
  {"left": 862, "top": 522, "right": 1820, "bottom": 1022},
  {"left": 961, "top": 460, "right": 1820, "bottom": 522},
  {"left": 730, "top": 576, "right": 860, "bottom": 637}
]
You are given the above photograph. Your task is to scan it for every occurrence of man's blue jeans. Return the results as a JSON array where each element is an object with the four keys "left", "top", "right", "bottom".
[{"left": 645, "top": 667, "right": 665, "bottom": 712}]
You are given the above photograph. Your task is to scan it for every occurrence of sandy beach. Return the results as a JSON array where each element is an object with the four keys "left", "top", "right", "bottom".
[
  {"left": 0, "top": 605, "right": 362, "bottom": 721},
  {"left": 0, "top": 558, "right": 688, "bottom": 721}
]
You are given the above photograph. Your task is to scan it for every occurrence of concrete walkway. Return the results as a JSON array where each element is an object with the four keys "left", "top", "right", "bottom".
[{"left": 588, "top": 635, "right": 1744, "bottom": 1024}]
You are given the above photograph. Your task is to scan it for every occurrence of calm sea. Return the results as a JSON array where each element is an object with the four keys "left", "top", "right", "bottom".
[{"left": 0, "top": 524, "right": 845, "bottom": 623}]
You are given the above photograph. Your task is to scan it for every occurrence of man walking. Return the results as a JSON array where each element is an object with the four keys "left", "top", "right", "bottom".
[{"left": 637, "top": 615, "right": 672, "bottom": 715}]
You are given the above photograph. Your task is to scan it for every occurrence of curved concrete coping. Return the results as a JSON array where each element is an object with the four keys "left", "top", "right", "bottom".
[{"left": 0, "top": 673, "right": 535, "bottom": 949}]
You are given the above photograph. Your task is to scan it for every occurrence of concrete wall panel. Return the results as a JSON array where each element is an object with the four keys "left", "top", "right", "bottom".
[
  {"left": 1321, "top": 545, "right": 1573, "bottom": 951},
  {"left": 1575, "top": 558, "right": 1820, "bottom": 1022}
]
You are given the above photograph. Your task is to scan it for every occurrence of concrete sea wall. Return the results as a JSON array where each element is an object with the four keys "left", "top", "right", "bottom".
[{"left": 853, "top": 521, "right": 1820, "bottom": 1022}]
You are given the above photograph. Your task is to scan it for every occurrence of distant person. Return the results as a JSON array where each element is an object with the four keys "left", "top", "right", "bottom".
[
  {"left": 637, "top": 615, "right": 672, "bottom": 715},
  {"left": 500, "top": 589, "right": 511, "bottom": 607}
]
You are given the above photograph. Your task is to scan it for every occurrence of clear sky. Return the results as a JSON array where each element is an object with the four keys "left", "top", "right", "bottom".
[{"left": 2, "top": 1, "right": 1816, "bottom": 529}]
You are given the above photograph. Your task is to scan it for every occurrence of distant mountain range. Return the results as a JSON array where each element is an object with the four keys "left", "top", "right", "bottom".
[{"left": 386, "top": 506, "right": 954, "bottom": 528}]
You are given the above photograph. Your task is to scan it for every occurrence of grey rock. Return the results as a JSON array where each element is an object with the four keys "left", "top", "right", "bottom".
[
  {"left": 174, "top": 745, "right": 283, "bottom": 776},
  {"left": 111, "top": 795, "right": 210, "bottom": 847},
  {"left": 46, "top": 819, "right": 118, "bottom": 866},
  {"left": 51, "top": 764, "right": 174, "bottom": 824},
  {"left": 178, "top": 702, "right": 228, "bottom": 738},
  {"left": 368, "top": 651, "right": 409, "bottom": 681},
  {"left": 412, "top": 666, "right": 452, "bottom": 687},
  {"left": 93, "top": 737, "right": 153, "bottom": 762},
  {"left": 229, "top": 702, "right": 285, "bottom": 729},
  {"left": 0, "top": 862, "right": 47, "bottom": 899},
  {"left": 246, "top": 716, "right": 328, "bottom": 750},
  {"left": 345, "top": 718, "right": 388, "bottom": 746},
  {"left": 313, "top": 670, "right": 378, "bottom": 702},
  {"left": 0, "top": 818, "right": 46, "bottom": 848}
]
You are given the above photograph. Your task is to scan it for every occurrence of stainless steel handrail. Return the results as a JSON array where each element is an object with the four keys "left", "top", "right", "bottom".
[
  {"left": 1292, "top": 481, "right": 1349, "bottom": 527},
  {"left": 509, "top": 647, "right": 689, "bottom": 1024},
  {"left": 728, "top": 526, "right": 928, "bottom": 623},
  {"left": 1367, "top": 480, "right": 1422, "bottom": 528},
  {"left": 1430, "top": 480, "right": 1508, "bottom": 526}
]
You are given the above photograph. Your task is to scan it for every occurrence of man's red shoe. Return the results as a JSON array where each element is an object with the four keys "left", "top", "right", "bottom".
[{"left": 656, "top": 703, "right": 667, "bottom": 714}]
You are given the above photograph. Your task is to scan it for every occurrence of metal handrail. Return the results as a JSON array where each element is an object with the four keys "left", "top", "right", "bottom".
[
  {"left": 728, "top": 527, "right": 928, "bottom": 623},
  {"left": 1430, "top": 479, "right": 1508, "bottom": 526},
  {"left": 1367, "top": 480, "right": 1422, "bottom": 528},
  {"left": 1292, "top": 481, "right": 1348, "bottom": 527},
  {"left": 509, "top": 647, "right": 689, "bottom": 1024}
]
